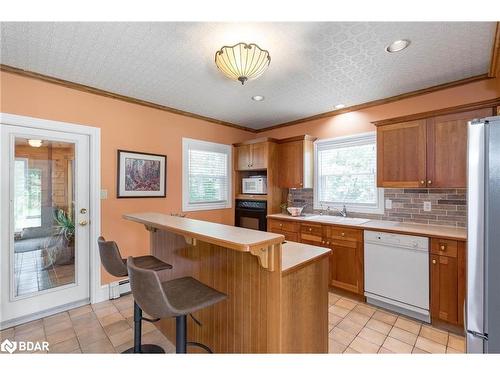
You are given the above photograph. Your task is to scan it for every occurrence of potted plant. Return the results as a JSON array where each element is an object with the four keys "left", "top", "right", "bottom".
[
  {"left": 279, "top": 202, "right": 288, "bottom": 215},
  {"left": 44, "top": 208, "right": 75, "bottom": 267}
]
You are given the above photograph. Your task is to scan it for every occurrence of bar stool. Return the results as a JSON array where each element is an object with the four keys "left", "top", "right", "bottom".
[
  {"left": 126, "top": 256, "right": 227, "bottom": 353},
  {"left": 97, "top": 236, "right": 172, "bottom": 353}
]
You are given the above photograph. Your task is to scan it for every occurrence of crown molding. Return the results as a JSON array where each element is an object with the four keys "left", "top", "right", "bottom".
[{"left": 0, "top": 64, "right": 257, "bottom": 134}]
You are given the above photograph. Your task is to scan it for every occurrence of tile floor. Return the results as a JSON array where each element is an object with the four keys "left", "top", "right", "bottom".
[
  {"left": 327, "top": 292, "right": 466, "bottom": 354},
  {"left": 0, "top": 291, "right": 465, "bottom": 354}
]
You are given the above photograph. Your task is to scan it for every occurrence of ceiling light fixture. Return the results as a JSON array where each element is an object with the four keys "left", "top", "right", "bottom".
[
  {"left": 334, "top": 104, "right": 345, "bottom": 109},
  {"left": 28, "top": 139, "right": 43, "bottom": 147},
  {"left": 215, "top": 42, "right": 271, "bottom": 85},
  {"left": 252, "top": 95, "right": 265, "bottom": 102},
  {"left": 385, "top": 39, "right": 411, "bottom": 53}
]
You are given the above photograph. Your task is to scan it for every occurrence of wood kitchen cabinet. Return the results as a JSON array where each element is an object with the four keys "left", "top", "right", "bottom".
[
  {"left": 277, "top": 135, "right": 316, "bottom": 189},
  {"left": 268, "top": 219, "right": 299, "bottom": 242},
  {"left": 235, "top": 140, "right": 269, "bottom": 170},
  {"left": 430, "top": 238, "right": 466, "bottom": 326},
  {"left": 376, "top": 107, "right": 494, "bottom": 188}
]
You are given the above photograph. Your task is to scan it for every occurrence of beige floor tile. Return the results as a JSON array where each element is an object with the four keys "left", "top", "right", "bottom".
[
  {"left": 94, "top": 305, "right": 119, "bottom": 319},
  {"left": 394, "top": 316, "right": 421, "bottom": 335},
  {"left": 328, "top": 338, "right": 347, "bottom": 354},
  {"left": 415, "top": 336, "right": 446, "bottom": 353},
  {"left": 43, "top": 312, "right": 71, "bottom": 327},
  {"left": 345, "top": 311, "right": 370, "bottom": 326},
  {"left": 388, "top": 326, "right": 418, "bottom": 346},
  {"left": 81, "top": 337, "right": 116, "bottom": 353},
  {"left": 114, "top": 339, "right": 135, "bottom": 353},
  {"left": 412, "top": 347, "right": 429, "bottom": 354},
  {"left": 141, "top": 321, "right": 158, "bottom": 334},
  {"left": 120, "top": 307, "right": 135, "bottom": 318},
  {"left": 352, "top": 304, "right": 376, "bottom": 317},
  {"left": 91, "top": 300, "right": 115, "bottom": 311},
  {"left": 328, "top": 293, "right": 340, "bottom": 306},
  {"left": 357, "top": 327, "right": 387, "bottom": 346},
  {"left": 337, "top": 318, "right": 363, "bottom": 336},
  {"left": 328, "top": 312, "right": 343, "bottom": 328},
  {"left": 446, "top": 347, "right": 462, "bottom": 354},
  {"left": 14, "top": 326, "right": 46, "bottom": 341},
  {"left": 14, "top": 319, "right": 43, "bottom": 334},
  {"left": 372, "top": 310, "right": 397, "bottom": 325},
  {"left": 378, "top": 347, "right": 395, "bottom": 354},
  {"left": 343, "top": 347, "right": 359, "bottom": 354},
  {"left": 46, "top": 327, "right": 76, "bottom": 346},
  {"left": 382, "top": 336, "right": 413, "bottom": 353},
  {"left": 447, "top": 334, "right": 465, "bottom": 352},
  {"left": 108, "top": 328, "right": 134, "bottom": 348},
  {"left": 99, "top": 312, "right": 125, "bottom": 327},
  {"left": 329, "top": 305, "right": 350, "bottom": 318},
  {"left": 419, "top": 325, "right": 448, "bottom": 345},
  {"left": 365, "top": 318, "right": 392, "bottom": 335},
  {"left": 48, "top": 337, "right": 80, "bottom": 353},
  {"left": 68, "top": 305, "right": 93, "bottom": 318},
  {"left": 141, "top": 330, "right": 175, "bottom": 353},
  {"left": 75, "top": 326, "right": 108, "bottom": 347},
  {"left": 103, "top": 320, "right": 130, "bottom": 337},
  {"left": 0, "top": 328, "right": 14, "bottom": 340},
  {"left": 349, "top": 336, "right": 380, "bottom": 354},
  {"left": 44, "top": 319, "right": 73, "bottom": 336},
  {"left": 329, "top": 326, "right": 356, "bottom": 347},
  {"left": 335, "top": 298, "right": 357, "bottom": 310}
]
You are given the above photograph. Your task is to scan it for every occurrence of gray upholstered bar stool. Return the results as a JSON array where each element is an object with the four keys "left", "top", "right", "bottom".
[
  {"left": 127, "top": 256, "right": 227, "bottom": 353},
  {"left": 97, "top": 236, "right": 172, "bottom": 353}
]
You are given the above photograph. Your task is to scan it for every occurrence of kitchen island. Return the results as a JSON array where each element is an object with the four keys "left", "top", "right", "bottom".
[{"left": 123, "top": 212, "right": 331, "bottom": 353}]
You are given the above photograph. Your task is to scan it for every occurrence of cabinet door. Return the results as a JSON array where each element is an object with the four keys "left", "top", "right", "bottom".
[
  {"left": 278, "top": 140, "right": 304, "bottom": 188},
  {"left": 427, "top": 108, "right": 493, "bottom": 188},
  {"left": 377, "top": 120, "right": 427, "bottom": 187},
  {"left": 430, "top": 254, "right": 459, "bottom": 325},
  {"left": 236, "top": 144, "right": 252, "bottom": 170},
  {"left": 329, "top": 239, "right": 363, "bottom": 295},
  {"left": 250, "top": 142, "right": 268, "bottom": 169}
]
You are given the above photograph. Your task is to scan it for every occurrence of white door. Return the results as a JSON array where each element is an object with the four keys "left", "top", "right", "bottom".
[{"left": 0, "top": 125, "right": 90, "bottom": 326}]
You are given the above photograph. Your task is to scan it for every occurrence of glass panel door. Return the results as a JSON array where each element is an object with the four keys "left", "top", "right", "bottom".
[{"left": 13, "top": 138, "right": 76, "bottom": 297}]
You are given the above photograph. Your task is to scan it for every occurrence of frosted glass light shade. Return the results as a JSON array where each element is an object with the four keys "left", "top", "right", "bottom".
[{"left": 215, "top": 43, "right": 271, "bottom": 85}]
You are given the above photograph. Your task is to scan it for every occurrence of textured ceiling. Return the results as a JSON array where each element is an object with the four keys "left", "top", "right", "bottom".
[{"left": 0, "top": 22, "right": 496, "bottom": 129}]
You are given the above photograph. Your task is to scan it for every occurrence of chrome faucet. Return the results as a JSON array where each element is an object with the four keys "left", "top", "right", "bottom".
[{"left": 338, "top": 204, "right": 348, "bottom": 217}]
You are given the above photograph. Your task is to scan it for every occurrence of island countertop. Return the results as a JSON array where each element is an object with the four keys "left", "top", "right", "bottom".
[
  {"left": 123, "top": 212, "right": 284, "bottom": 253},
  {"left": 281, "top": 241, "right": 331, "bottom": 274}
]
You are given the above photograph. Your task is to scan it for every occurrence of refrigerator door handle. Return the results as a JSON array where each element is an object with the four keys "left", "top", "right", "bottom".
[{"left": 467, "top": 121, "right": 486, "bottom": 336}]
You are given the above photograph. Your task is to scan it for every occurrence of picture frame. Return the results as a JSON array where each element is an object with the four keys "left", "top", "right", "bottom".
[{"left": 117, "top": 149, "right": 167, "bottom": 198}]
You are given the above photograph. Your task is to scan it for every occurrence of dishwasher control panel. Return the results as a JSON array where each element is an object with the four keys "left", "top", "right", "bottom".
[{"left": 364, "top": 231, "right": 429, "bottom": 251}]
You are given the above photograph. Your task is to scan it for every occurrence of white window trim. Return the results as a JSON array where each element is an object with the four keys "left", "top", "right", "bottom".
[
  {"left": 313, "top": 131, "right": 384, "bottom": 215},
  {"left": 182, "top": 138, "right": 232, "bottom": 212}
]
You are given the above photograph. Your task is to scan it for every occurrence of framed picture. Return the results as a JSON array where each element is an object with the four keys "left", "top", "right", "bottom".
[{"left": 117, "top": 150, "right": 167, "bottom": 198}]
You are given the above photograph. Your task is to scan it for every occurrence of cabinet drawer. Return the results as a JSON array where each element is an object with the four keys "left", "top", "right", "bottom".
[
  {"left": 300, "top": 223, "right": 323, "bottom": 243},
  {"left": 269, "top": 229, "right": 298, "bottom": 243},
  {"left": 268, "top": 219, "right": 299, "bottom": 233},
  {"left": 431, "top": 238, "right": 458, "bottom": 258},
  {"left": 324, "top": 226, "right": 363, "bottom": 242}
]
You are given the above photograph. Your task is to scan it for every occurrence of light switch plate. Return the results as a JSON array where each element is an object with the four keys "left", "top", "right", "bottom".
[
  {"left": 100, "top": 189, "right": 108, "bottom": 199},
  {"left": 423, "top": 201, "right": 432, "bottom": 212},
  {"left": 385, "top": 199, "right": 392, "bottom": 209}
]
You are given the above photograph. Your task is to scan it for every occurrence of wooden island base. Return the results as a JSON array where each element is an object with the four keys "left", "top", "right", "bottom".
[{"left": 124, "top": 213, "right": 330, "bottom": 353}]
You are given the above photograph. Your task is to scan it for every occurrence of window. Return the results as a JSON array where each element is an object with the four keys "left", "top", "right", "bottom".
[
  {"left": 313, "top": 132, "right": 384, "bottom": 214},
  {"left": 182, "top": 138, "right": 232, "bottom": 211},
  {"left": 14, "top": 158, "right": 42, "bottom": 231}
]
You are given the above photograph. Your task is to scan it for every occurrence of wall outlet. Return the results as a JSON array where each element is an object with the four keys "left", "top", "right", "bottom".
[
  {"left": 100, "top": 189, "right": 108, "bottom": 199},
  {"left": 423, "top": 201, "right": 432, "bottom": 212},
  {"left": 385, "top": 199, "right": 393, "bottom": 209}
]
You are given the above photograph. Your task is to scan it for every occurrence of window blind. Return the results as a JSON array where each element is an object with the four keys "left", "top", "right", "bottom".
[{"left": 188, "top": 149, "right": 228, "bottom": 204}]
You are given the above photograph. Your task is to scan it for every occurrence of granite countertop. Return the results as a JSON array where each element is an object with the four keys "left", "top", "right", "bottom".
[
  {"left": 268, "top": 213, "right": 466, "bottom": 241},
  {"left": 281, "top": 241, "right": 331, "bottom": 274}
]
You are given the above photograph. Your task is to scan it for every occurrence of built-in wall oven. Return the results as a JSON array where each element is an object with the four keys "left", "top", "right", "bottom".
[{"left": 235, "top": 199, "right": 267, "bottom": 231}]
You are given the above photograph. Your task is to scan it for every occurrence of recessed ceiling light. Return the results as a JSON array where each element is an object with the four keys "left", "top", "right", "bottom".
[
  {"left": 385, "top": 39, "right": 411, "bottom": 53},
  {"left": 252, "top": 95, "right": 265, "bottom": 102},
  {"left": 334, "top": 104, "right": 345, "bottom": 110},
  {"left": 28, "top": 139, "right": 43, "bottom": 147}
]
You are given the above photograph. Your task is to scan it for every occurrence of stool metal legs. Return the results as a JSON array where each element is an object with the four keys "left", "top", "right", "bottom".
[
  {"left": 175, "top": 314, "right": 213, "bottom": 354},
  {"left": 122, "top": 301, "right": 165, "bottom": 354}
]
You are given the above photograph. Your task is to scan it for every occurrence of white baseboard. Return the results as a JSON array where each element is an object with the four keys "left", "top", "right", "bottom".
[{"left": 92, "top": 279, "right": 131, "bottom": 304}]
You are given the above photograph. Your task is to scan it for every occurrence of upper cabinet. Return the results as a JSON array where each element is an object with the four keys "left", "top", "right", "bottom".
[
  {"left": 376, "top": 107, "right": 494, "bottom": 188},
  {"left": 277, "top": 135, "right": 317, "bottom": 189},
  {"left": 234, "top": 139, "right": 271, "bottom": 170}
]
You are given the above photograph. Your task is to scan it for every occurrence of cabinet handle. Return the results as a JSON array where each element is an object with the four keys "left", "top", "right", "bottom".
[
  {"left": 440, "top": 244, "right": 446, "bottom": 251},
  {"left": 279, "top": 223, "right": 283, "bottom": 227},
  {"left": 327, "top": 241, "right": 330, "bottom": 245},
  {"left": 308, "top": 228, "right": 312, "bottom": 232},
  {"left": 428, "top": 180, "right": 432, "bottom": 185},
  {"left": 341, "top": 232, "right": 345, "bottom": 237},
  {"left": 420, "top": 180, "right": 425, "bottom": 185},
  {"left": 322, "top": 240, "right": 325, "bottom": 244},
  {"left": 432, "top": 259, "right": 437, "bottom": 264}
]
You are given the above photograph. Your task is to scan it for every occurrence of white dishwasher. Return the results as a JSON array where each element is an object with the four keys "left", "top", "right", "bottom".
[{"left": 364, "top": 230, "right": 430, "bottom": 322}]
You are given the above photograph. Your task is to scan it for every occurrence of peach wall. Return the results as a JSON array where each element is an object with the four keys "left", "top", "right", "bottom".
[
  {"left": 0, "top": 71, "right": 254, "bottom": 284},
  {"left": 259, "top": 77, "right": 500, "bottom": 139}
]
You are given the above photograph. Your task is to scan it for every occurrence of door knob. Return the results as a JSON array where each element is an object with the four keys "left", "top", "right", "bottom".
[
  {"left": 80, "top": 208, "right": 87, "bottom": 214},
  {"left": 420, "top": 180, "right": 425, "bottom": 185},
  {"left": 432, "top": 259, "right": 437, "bottom": 264},
  {"left": 79, "top": 220, "right": 88, "bottom": 226},
  {"left": 428, "top": 180, "right": 432, "bottom": 185}
]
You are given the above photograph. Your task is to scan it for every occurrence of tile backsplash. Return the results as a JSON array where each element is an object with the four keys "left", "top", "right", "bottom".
[{"left": 288, "top": 188, "right": 467, "bottom": 228}]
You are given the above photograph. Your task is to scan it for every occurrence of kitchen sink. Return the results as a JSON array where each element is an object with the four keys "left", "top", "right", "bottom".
[{"left": 303, "top": 215, "right": 371, "bottom": 225}]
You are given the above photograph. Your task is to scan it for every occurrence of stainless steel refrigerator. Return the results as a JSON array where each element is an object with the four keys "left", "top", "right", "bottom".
[{"left": 467, "top": 115, "right": 500, "bottom": 353}]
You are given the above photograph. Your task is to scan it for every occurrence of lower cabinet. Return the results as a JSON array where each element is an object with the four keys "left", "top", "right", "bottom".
[{"left": 430, "top": 238, "right": 466, "bottom": 326}]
